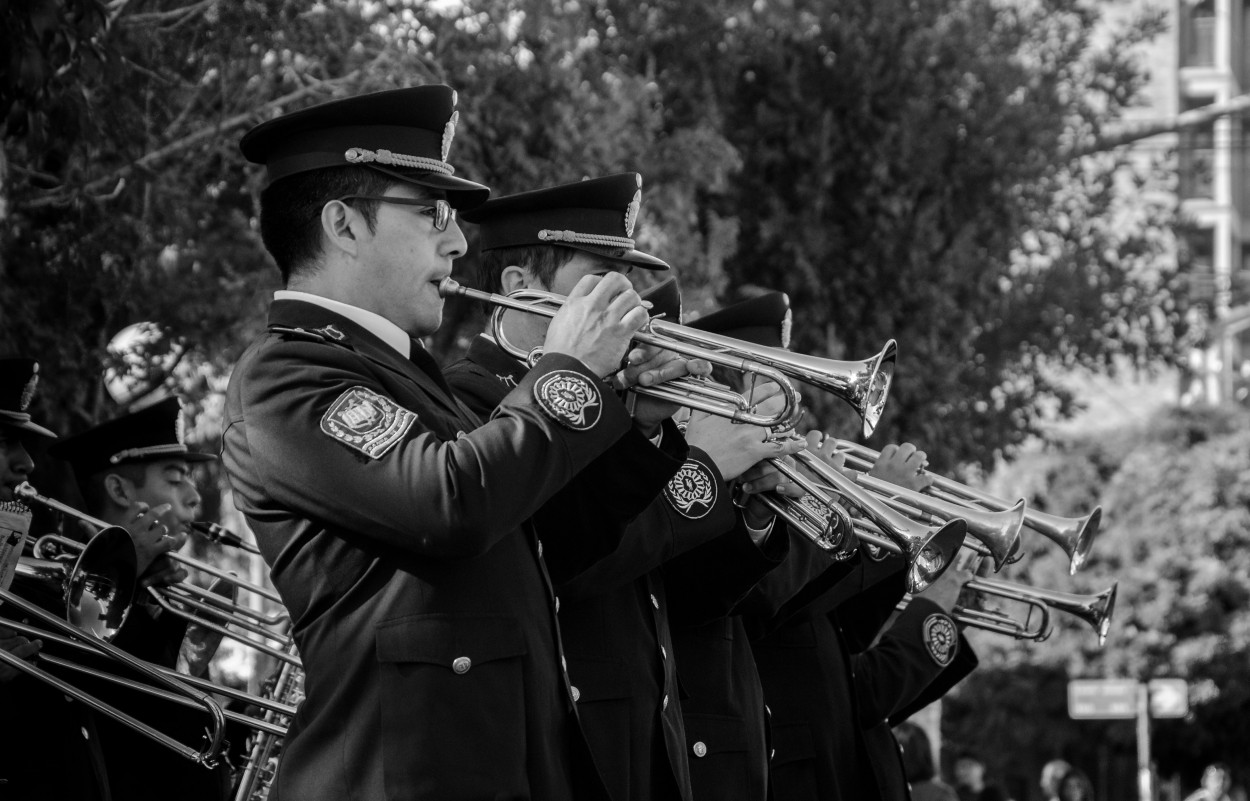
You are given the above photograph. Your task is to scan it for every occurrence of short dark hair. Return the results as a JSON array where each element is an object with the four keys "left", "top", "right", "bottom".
[
  {"left": 79, "top": 462, "right": 149, "bottom": 516},
  {"left": 258, "top": 166, "right": 396, "bottom": 284},
  {"left": 475, "top": 243, "right": 579, "bottom": 294}
]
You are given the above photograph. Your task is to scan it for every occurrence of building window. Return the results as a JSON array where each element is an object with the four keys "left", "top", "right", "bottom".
[
  {"left": 1183, "top": 0, "right": 1217, "bottom": 68},
  {"left": 1179, "top": 118, "right": 1215, "bottom": 200}
]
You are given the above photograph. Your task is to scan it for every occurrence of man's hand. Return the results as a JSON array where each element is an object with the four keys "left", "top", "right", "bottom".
[
  {"left": 614, "top": 346, "right": 713, "bottom": 435},
  {"left": 683, "top": 381, "right": 805, "bottom": 481},
  {"left": 916, "top": 559, "right": 975, "bottom": 613},
  {"left": 867, "top": 442, "right": 933, "bottom": 493},
  {"left": 0, "top": 624, "right": 40, "bottom": 683},
  {"left": 736, "top": 457, "right": 808, "bottom": 530},
  {"left": 124, "top": 502, "right": 190, "bottom": 587},
  {"left": 543, "top": 273, "right": 650, "bottom": 377}
]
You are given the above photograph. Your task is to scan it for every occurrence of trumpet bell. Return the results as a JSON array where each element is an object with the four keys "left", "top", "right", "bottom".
[{"left": 905, "top": 518, "right": 966, "bottom": 594}]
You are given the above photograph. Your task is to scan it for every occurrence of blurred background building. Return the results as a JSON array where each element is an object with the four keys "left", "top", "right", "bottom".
[{"left": 1162, "top": 0, "right": 1250, "bottom": 405}]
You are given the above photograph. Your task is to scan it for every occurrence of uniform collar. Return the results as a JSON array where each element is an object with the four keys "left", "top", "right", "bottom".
[{"left": 274, "top": 290, "right": 411, "bottom": 358}]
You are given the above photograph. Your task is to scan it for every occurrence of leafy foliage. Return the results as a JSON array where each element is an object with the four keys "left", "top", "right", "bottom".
[{"left": 946, "top": 404, "right": 1250, "bottom": 796}]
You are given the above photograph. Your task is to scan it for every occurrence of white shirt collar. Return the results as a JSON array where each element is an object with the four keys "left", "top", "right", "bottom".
[{"left": 274, "top": 290, "right": 411, "bottom": 358}]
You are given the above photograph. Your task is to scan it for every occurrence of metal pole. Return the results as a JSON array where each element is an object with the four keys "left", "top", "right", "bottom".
[{"left": 1137, "top": 682, "right": 1154, "bottom": 801}]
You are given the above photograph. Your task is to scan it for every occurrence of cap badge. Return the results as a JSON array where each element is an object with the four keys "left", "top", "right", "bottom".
[
  {"left": 441, "top": 110, "right": 459, "bottom": 163},
  {"left": 321, "top": 386, "right": 417, "bottom": 459},
  {"left": 922, "top": 613, "right": 957, "bottom": 667},
  {"left": 533, "top": 370, "right": 601, "bottom": 431},
  {"left": 624, "top": 189, "right": 641, "bottom": 238},
  {"left": 664, "top": 458, "right": 717, "bottom": 519},
  {"left": 19, "top": 365, "right": 38, "bottom": 412}
]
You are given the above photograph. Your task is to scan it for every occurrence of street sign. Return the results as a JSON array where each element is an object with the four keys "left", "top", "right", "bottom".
[
  {"left": 1149, "top": 678, "right": 1189, "bottom": 718},
  {"left": 1068, "top": 678, "right": 1139, "bottom": 719}
]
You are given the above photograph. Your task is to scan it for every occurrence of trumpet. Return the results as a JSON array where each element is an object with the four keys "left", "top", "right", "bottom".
[
  {"left": 0, "top": 525, "right": 229, "bottom": 764},
  {"left": 764, "top": 449, "right": 967, "bottom": 593},
  {"left": 833, "top": 441, "right": 1102, "bottom": 573},
  {"left": 438, "top": 278, "right": 898, "bottom": 436},
  {"left": 904, "top": 576, "right": 1117, "bottom": 645}
]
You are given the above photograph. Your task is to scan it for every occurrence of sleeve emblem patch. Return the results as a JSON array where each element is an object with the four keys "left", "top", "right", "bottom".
[
  {"left": 922, "top": 613, "right": 958, "bottom": 667},
  {"left": 533, "top": 370, "right": 601, "bottom": 431},
  {"left": 320, "top": 387, "right": 417, "bottom": 459},
  {"left": 664, "top": 458, "right": 718, "bottom": 519}
]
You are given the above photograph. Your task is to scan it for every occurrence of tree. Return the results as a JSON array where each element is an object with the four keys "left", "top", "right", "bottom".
[{"left": 945, "top": 404, "right": 1250, "bottom": 797}]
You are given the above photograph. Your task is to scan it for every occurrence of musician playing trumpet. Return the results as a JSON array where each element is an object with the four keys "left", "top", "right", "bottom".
[
  {"left": 444, "top": 172, "right": 805, "bottom": 801},
  {"left": 673, "top": 293, "right": 982, "bottom": 801}
]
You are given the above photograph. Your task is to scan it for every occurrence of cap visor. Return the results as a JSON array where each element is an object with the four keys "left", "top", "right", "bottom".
[
  {"left": 566, "top": 243, "right": 670, "bottom": 271},
  {"left": 0, "top": 414, "right": 57, "bottom": 439},
  {"left": 373, "top": 167, "right": 491, "bottom": 210}
]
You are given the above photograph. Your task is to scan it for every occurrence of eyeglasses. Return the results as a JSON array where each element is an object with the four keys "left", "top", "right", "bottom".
[{"left": 338, "top": 195, "right": 457, "bottom": 232}]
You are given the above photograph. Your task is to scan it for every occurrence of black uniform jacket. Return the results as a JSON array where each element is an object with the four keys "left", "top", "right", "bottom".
[
  {"left": 0, "top": 577, "right": 111, "bottom": 801},
  {"left": 844, "top": 573, "right": 978, "bottom": 801},
  {"left": 92, "top": 604, "right": 232, "bottom": 801},
  {"left": 752, "top": 553, "right": 968, "bottom": 801},
  {"left": 662, "top": 523, "right": 791, "bottom": 801},
  {"left": 223, "top": 301, "right": 638, "bottom": 801},
  {"left": 447, "top": 334, "right": 761, "bottom": 801}
]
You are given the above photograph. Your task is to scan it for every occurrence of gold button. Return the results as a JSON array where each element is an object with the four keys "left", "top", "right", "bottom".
[
  {"left": 650, "top": 593, "right": 660, "bottom": 609},
  {"left": 452, "top": 656, "right": 472, "bottom": 674},
  {"left": 81, "top": 727, "right": 90, "bottom": 740},
  {"left": 693, "top": 741, "right": 708, "bottom": 758},
  {"left": 571, "top": 686, "right": 581, "bottom": 702}
]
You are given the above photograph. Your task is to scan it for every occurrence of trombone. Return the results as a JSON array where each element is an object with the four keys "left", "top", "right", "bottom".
[
  {"left": 764, "top": 449, "right": 967, "bottom": 593},
  {"left": 833, "top": 441, "right": 1102, "bottom": 573},
  {"left": 438, "top": 278, "right": 898, "bottom": 436},
  {"left": 16, "top": 482, "right": 298, "bottom": 666},
  {"left": 0, "top": 524, "right": 229, "bottom": 764}
]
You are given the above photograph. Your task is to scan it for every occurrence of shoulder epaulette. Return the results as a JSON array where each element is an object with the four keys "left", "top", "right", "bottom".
[{"left": 268, "top": 324, "right": 354, "bottom": 347}]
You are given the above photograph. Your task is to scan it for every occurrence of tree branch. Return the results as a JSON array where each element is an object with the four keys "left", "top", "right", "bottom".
[
  {"left": 1067, "top": 92, "right": 1250, "bottom": 158},
  {"left": 23, "top": 70, "right": 368, "bottom": 210}
]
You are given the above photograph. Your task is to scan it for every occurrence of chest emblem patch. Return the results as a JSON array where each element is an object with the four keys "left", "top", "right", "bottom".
[
  {"left": 533, "top": 370, "right": 601, "bottom": 431},
  {"left": 321, "top": 386, "right": 417, "bottom": 459},
  {"left": 922, "top": 613, "right": 958, "bottom": 667},
  {"left": 664, "top": 458, "right": 717, "bottom": 519}
]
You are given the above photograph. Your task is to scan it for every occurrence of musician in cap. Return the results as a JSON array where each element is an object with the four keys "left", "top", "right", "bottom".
[
  {"left": 667, "top": 292, "right": 978, "bottom": 801},
  {"left": 0, "top": 358, "right": 114, "bottom": 801},
  {"left": 224, "top": 85, "right": 652, "bottom": 801},
  {"left": 0, "top": 359, "right": 53, "bottom": 682},
  {"left": 445, "top": 173, "right": 803, "bottom": 801},
  {"left": 46, "top": 394, "right": 231, "bottom": 800}
]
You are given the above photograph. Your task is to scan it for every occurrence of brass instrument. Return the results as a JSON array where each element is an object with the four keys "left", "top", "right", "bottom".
[
  {"left": 904, "top": 576, "right": 1117, "bottom": 645},
  {"left": 233, "top": 639, "right": 305, "bottom": 801},
  {"left": 834, "top": 441, "right": 1101, "bottom": 573},
  {"left": 16, "top": 483, "right": 297, "bottom": 667},
  {"left": 438, "top": 278, "right": 898, "bottom": 436},
  {"left": 192, "top": 520, "right": 262, "bottom": 556},
  {"left": 765, "top": 450, "right": 967, "bottom": 592},
  {"left": 849, "top": 472, "right": 1023, "bottom": 571},
  {"left": 0, "top": 524, "right": 229, "bottom": 764}
]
